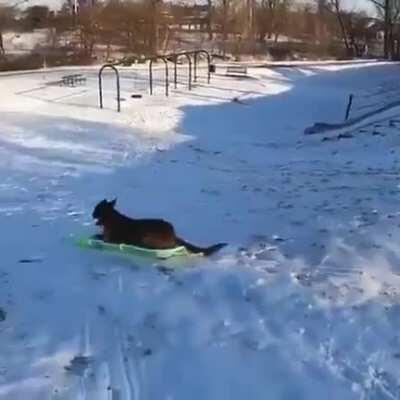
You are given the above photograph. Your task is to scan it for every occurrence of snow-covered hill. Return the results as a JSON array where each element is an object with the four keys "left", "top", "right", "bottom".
[{"left": 1, "top": 61, "right": 400, "bottom": 400}]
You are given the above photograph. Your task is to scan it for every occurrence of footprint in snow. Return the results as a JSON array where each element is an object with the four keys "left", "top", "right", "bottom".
[
  {"left": 0, "top": 308, "right": 6, "bottom": 322},
  {"left": 64, "top": 355, "right": 92, "bottom": 376},
  {"left": 97, "top": 305, "right": 106, "bottom": 315},
  {"left": 32, "top": 289, "right": 53, "bottom": 301},
  {"left": 18, "top": 258, "right": 42, "bottom": 264},
  {"left": 201, "top": 188, "right": 220, "bottom": 196}
]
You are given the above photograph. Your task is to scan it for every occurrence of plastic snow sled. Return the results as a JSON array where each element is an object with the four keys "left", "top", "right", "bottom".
[{"left": 75, "top": 237, "right": 193, "bottom": 260}]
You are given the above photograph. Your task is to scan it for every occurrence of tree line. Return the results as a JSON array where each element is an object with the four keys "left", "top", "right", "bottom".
[{"left": 0, "top": 0, "right": 398, "bottom": 63}]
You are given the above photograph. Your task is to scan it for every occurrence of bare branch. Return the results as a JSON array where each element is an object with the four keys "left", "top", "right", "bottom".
[{"left": 368, "top": 0, "right": 385, "bottom": 9}]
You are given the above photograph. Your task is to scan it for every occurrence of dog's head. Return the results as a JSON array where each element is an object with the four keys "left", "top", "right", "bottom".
[{"left": 92, "top": 198, "right": 117, "bottom": 225}]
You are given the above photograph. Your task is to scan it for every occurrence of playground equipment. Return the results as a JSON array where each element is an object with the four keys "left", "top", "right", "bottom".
[
  {"left": 163, "top": 49, "right": 211, "bottom": 91},
  {"left": 61, "top": 74, "right": 86, "bottom": 87},
  {"left": 98, "top": 64, "right": 121, "bottom": 112},
  {"left": 149, "top": 56, "right": 169, "bottom": 96},
  {"left": 193, "top": 50, "right": 211, "bottom": 83},
  {"left": 148, "top": 51, "right": 198, "bottom": 96},
  {"left": 165, "top": 52, "right": 192, "bottom": 91},
  {"left": 97, "top": 49, "right": 213, "bottom": 108}
]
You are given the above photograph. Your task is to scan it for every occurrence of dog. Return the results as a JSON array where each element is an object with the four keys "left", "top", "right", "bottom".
[{"left": 92, "top": 198, "right": 227, "bottom": 256}]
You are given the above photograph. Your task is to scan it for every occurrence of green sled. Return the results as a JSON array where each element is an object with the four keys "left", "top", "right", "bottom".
[{"left": 75, "top": 237, "right": 193, "bottom": 260}]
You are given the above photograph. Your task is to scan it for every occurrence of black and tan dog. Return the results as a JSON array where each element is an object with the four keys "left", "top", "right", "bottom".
[{"left": 92, "top": 199, "right": 227, "bottom": 256}]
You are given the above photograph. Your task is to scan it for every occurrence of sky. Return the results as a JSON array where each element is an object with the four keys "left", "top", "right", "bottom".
[
  {"left": 0, "top": 0, "right": 376, "bottom": 14},
  {"left": 344, "top": 0, "right": 375, "bottom": 13}
]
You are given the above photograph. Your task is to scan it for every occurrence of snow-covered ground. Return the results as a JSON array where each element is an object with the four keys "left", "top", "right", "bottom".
[
  {"left": 346, "top": 78, "right": 400, "bottom": 122},
  {"left": 1, "top": 61, "right": 400, "bottom": 400},
  {"left": 3, "top": 30, "right": 50, "bottom": 55}
]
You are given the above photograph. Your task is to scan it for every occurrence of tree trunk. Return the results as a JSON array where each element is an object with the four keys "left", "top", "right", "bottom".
[
  {"left": 383, "top": 0, "right": 390, "bottom": 58},
  {"left": 89, "top": 39, "right": 94, "bottom": 58},
  {"left": 346, "top": 16, "right": 357, "bottom": 57},
  {"left": 0, "top": 31, "right": 5, "bottom": 58},
  {"left": 334, "top": 3, "right": 351, "bottom": 53},
  {"left": 207, "top": 0, "right": 212, "bottom": 40},
  {"left": 246, "top": 0, "right": 254, "bottom": 40},
  {"left": 106, "top": 40, "right": 111, "bottom": 60},
  {"left": 161, "top": 25, "right": 170, "bottom": 53},
  {"left": 149, "top": 0, "right": 160, "bottom": 54},
  {"left": 222, "top": 0, "right": 228, "bottom": 57}
]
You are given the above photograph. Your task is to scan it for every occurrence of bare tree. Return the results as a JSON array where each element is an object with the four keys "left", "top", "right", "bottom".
[
  {"left": 319, "top": 0, "right": 352, "bottom": 53},
  {"left": 368, "top": 0, "right": 400, "bottom": 58},
  {"left": 345, "top": 12, "right": 370, "bottom": 56},
  {"left": 0, "top": 7, "right": 7, "bottom": 58},
  {"left": 148, "top": 0, "right": 162, "bottom": 54},
  {"left": 77, "top": 7, "right": 100, "bottom": 59},
  {"left": 0, "top": 6, "right": 16, "bottom": 59},
  {"left": 207, "top": 0, "right": 213, "bottom": 39},
  {"left": 0, "top": 31, "right": 4, "bottom": 58},
  {"left": 245, "top": 0, "right": 255, "bottom": 40},
  {"left": 94, "top": 0, "right": 170, "bottom": 59},
  {"left": 22, "top": 5, "right": 51, "bottom": 30},
  {"left": 212, "top": 0, "right": 232, "bottom": 56},
  {"left": 255, "top": 0, "right": 291, "bottom": 42},
  {"left": 221, "top": 0, "right": 230, "bottom": 55}
]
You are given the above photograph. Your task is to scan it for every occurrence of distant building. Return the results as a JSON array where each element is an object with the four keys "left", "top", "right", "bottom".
[{"left": 167, "top": 5, "right": 209, "bottom": 32}]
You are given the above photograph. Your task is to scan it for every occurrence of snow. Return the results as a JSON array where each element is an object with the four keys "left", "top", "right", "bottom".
[
  {"left": 1, "top": 60, "right": 400, "bottom": 399},
  {"left": 3, "top": 30, "right": 50, "bottom": 55}
]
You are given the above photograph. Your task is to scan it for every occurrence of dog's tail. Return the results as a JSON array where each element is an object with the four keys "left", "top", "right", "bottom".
[{"left": 177, "top": 238, "right": 227, "bottom": 256}]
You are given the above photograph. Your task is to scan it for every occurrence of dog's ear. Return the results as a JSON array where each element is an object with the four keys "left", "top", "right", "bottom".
[{"left": 110, "top": 198, "right": 117, "bottom": 207}]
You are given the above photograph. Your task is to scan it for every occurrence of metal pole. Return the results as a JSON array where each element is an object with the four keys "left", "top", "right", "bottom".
[
  {"left": 163, "top": 57, "right": 169, "bottom": 97},
  {"left": 174, "top": 56, "right": 177, "bottom": 89},
  {"left": 191, "top": 50, "right": 211, "bottom": 84},
  {"left": 188, "top": 56, "right": 191, "bottom": 90},
  {"left": 184, "top": 53, "right": 192, "bottom": 90},
  {"left": 194, "top": 52, "right": 197, "bottom": 82},
  {"left": 116, "top": 67, "right": 120, "bottom": 112},
  {"left": 205, "top": 51, "right": 211, "bottom": 84},
  {"left": 149, "top": 59, "right": 153, "bottom": 95},
  {"left": 98, "top": 67, "right": 103, "bottom": 109},
  {"left": 345, "top": 94, "right": 353, "bottom": 121},
  {"left": 198, "top": 50, "right": 211, "bottom": 84},
  {"left": 98, "top": 64, "right": 121, "bottom": 112}
]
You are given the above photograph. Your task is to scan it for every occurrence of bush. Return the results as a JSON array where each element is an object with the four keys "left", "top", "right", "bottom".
[{"left": 0, "top": 51, "right": 97, "bottom": 72}]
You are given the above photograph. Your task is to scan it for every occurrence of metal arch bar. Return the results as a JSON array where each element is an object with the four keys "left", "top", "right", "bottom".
[
  {"left": 166, "top": 52, "right": 190, "bottom": 90},
  {"left": 99, "top": 63, "right": 121, "bottom": 112},
  {"left": 165, "top": 52, "right": 192, "bottom": 90},
  {"left": 194, "top": 52, "right": 198, "bottom": 82},
  {"left": 148, "top": 49, "right": 210, "bottom": 94},
  {"left": 194, "top": 50, "right": 211, "bottom": 84},
  {"left": 164, "top": 56, "right": 178, "bottom": 89},
  {"left": 149, "top": 59, "right": 154, "bottom": 95},
  {"left": 149, "top": 56, "right": 169, "bottom": 97},
  {"left": 174, "top": 56, "right": 177, "bottom": 89},
  {"left": 164, "top": 50, "right": 211, "bottom": 86},
  {"left": 183, "top": 53, "right": 192, "bottom": 90},
  {"left": 163, "top": 57, "right": 169, "bottom": 96}
]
